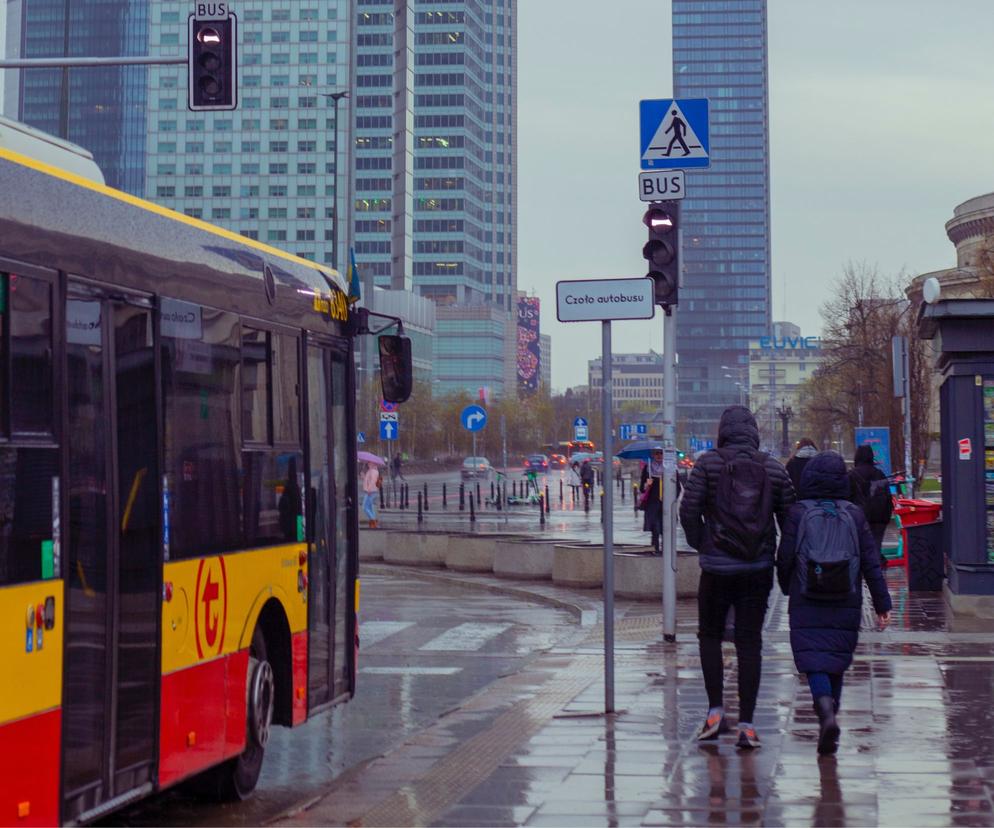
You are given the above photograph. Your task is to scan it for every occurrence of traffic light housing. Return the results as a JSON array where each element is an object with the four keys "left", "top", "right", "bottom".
[
  {"left": 188, "top": 15, "right": 237, "bottom": 111},
  {"left": 642, "top": 201, "right": 680, "bottom": 309}
]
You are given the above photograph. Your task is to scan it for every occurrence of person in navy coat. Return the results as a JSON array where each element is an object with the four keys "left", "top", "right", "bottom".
[{"left": 776, "top": 450, "right": 892, "bottom": 754}]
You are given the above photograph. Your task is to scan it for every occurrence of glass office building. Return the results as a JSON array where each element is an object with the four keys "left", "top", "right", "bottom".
[
  {"left": 13, "top": 0, "right": 149, "bottom": 193},
  {"left": 672, "top": 0, "right": 771, "bottom": 441},
  {"left": 354, "top": 0, "right": 517, "bottom": 395}
]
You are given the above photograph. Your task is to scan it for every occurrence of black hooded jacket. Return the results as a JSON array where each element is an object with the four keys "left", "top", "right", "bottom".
[
  {"left": 776, "top": 451, "right": 892, "bottom": 674},
  {"left": 849, "top": 444, "right": 893, "bottom": 525},
  {"left": 679, "top": 406, "right": 796, "bottom": 574}
]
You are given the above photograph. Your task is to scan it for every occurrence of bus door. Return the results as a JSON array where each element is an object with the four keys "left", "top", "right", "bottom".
[
  {"left": 305, "top": 343, "right": 355, "bottom": 711},
  {"left": 62, "top": 284, "right": 160, "bottom": 822}
]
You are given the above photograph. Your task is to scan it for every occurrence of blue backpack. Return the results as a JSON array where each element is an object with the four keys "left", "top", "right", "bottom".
[{"left": 794, "top": 499, "right": 861, "bottom": 601}]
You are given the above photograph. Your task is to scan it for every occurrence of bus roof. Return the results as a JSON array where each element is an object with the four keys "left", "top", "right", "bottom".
[{"left": 0, "top": 115, "right": 105, "bottom": 184}]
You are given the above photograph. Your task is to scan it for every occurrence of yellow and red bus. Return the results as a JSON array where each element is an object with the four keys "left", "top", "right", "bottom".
[{"left": 0, "top": 144, "right": 407, "bottom": 824}]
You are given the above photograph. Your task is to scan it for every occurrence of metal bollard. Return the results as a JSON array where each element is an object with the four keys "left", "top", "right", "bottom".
[
  {"left": 545, "top": 485, "right": 551, "bottom": 514},
  {"left": 423, "top": 482, "right": 428, "bottom": 512},
  {"left": 469, "top": 491, "right": 476, "bottom": 523},
  {"left": 443, "top": 483, "right": 447, "bottom": 509},
  {"left": 600, "top": 491, "right": 604, "bottom": 524},
  {"left": 404, "top": 483, "right": 410, "bottom": 510},
  {"left": 538, "top": 493, "right": 545, "bottom": 526},
  {"left": 584, "top": 484, "right": 590, "bottom": 513},
  {"left": 512, "top": 480, "right": 517, "bottom": 498},
  {"left": 476, "top": 482, "right": 482, "bottom": 508},
  {"left": 496, "top": 482, "right": 502, "bottom": 511},
  {"left": 379, "top": 483, "right": 385, "bottom": 510},
  {"left": 459, "top": 483, "right": 465, "bottom": 511},
  {"left": 399, "top": 484, "right": 404, "bottom": 510},
  {"left": 417, "top": 491, "right": 423, "bottom": 524},
  {"left": 559, "top": 479, "right": 564, "bottom": 503},
  {"left": 620, "top": 477, "right": 625, "bottom": 501},
  {"left": 490, "top": 480, "right": 495, "bottom": 502}
]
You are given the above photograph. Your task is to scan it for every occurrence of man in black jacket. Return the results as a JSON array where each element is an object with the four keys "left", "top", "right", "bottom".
[{"left": 679, "top": 405, "right": 795, "bottom": 749}]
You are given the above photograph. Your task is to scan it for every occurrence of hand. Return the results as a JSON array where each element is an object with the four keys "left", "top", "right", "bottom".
[{"left": 877, "top": 611, "right": 891, "bottom": 629}]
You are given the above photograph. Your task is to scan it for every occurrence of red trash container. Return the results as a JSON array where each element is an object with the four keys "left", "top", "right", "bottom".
[{"left": 892, "top": 499, "right": 942, "bottom": 570}]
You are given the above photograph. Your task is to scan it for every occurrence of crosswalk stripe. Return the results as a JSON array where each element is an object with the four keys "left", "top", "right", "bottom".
[
  {"left": 361, "top": 666, "right": 462, "bottom": 676},
  {"left": 419, "top": 622, "right": 512, "bottom": 652},
  {"left": 360, "top": 621, "right": 414, "bottom": 648}
]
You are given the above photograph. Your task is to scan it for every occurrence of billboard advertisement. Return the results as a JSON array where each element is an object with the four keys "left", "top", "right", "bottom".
[{"left": 516, "top": 296, "right": 541, "bottom": 395}]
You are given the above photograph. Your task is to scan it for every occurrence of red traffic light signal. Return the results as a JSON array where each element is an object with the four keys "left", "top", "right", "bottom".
[
  {"left": 642, "top": 202, "right": 680, "bottom": 308},
  {"left": 188, "top": 15, "right": 237, "bottom": 111}
]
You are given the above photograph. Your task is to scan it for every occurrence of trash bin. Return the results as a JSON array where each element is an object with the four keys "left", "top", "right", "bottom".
[{"left": 905, "top": 520, "right": 944, "bottom": 592}]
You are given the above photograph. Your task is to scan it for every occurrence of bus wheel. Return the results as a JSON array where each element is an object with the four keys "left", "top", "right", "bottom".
[{"left": 200, "top": 626, "right": 275, "bottom": 801}]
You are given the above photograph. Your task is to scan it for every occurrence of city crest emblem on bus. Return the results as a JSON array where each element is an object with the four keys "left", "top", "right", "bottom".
[{"left": 194, "top": 556, "right": 229, "bottom": 659}]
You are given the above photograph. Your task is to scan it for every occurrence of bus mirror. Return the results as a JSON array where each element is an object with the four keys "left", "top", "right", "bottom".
[{"left": 379, "top": 334, "right": 413, "bottom": 403}]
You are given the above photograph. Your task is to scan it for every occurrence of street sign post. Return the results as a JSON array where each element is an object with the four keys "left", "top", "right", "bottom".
[
  {"left": 639, "top": 170, "right": 685, "bottom": 202},
  {"left": 573, "top": 416, "right": 589, "bottom": 442},
  {"left": 556, "top": 278, "right": 655, "bottom": 323},
  {"left": 620, "top": 424, "right": 632, "bottom": 441},
  {"left": 636, "top": 423, "right": 647, "bottom": 436},
  {"left": 461, "top": 404, "right": 487, "bottom": 465},
  {"left": 639, "top": 98, "right": 710, "bottom": 170},
  {"left": 379, "top": 420, "right": 397, "bottom": 441}
]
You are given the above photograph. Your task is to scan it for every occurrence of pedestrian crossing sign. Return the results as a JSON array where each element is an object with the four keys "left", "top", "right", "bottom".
[{"left": 639, "top": 98, "right": 710, "bottom": 170}]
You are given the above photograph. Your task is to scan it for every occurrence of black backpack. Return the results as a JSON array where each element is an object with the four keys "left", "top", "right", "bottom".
[
  {"left": 852, "top": 469, "right": 891, "bottom": 523},
  {"left": 794, "top": 499, "right": 861, "bottom": 601},
  {"left": 710, "top": 448, "right": 774, "bottom": 560}
]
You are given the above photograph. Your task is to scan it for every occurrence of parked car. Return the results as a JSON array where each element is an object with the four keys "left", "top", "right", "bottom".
[
  {"left": 461, "top": 456, "right": 493, "bottom": 480},
  {"left": 523, "top": 454, "right": 549, "bottom": 474},
  {"left": 548, "top": 453, "right": 567, "bottom": 470}
]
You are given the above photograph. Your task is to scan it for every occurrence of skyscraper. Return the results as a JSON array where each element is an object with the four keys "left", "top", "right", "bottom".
[
  {"left": 354, "top": 0, "right": 517, "bottom": 395},
  {"left": 10, "top": 0, "right": 150, "bottom": 193},
  {"left": 672, "top": 0, "right": 771, "bottom": 441}
]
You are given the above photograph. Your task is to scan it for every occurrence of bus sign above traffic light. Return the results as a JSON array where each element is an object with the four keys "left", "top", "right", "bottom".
[
  {"left": 642, "top": 201, "right": 680, "bottom": 309},
  {"left": 188, "top": 13, "right": 237, "bottom": 111}
]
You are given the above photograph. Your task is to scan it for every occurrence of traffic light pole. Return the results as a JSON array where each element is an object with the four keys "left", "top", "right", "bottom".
[{"left": 662, "top": 303, "right": 678, "bottom": 643}]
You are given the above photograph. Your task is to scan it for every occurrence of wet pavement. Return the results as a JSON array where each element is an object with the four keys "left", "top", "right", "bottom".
[{"left": 277, "top": 565, "right": 994, "bottom": 827}]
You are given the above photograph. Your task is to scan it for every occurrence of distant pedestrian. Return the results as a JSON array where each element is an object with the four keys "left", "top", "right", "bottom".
[
  {"left": 579, "top": 459, "right": 594, "bottom": 508},
  {"left": 391, "top": 451, "right": 405, "bottom": 481},
  {"left": 786, "top": 438, "right": 818, "bottom": 493},
  {"left": 848, "top": 445, "right": 893, "bottom": 563},
  {"left": 679, "top": 405, "right": 796, "bottom": 749},
  {"left": 362, "top": 462, "right": 380, "bottom": 528},
  {"left": 566, "top": 461, "right": 581, "bottom": 502},
  {"left": 777, "top": 450, "right": 892, "bottom": 754},
  {"left": 639, "top": 448, "right": 665, "bottom": 553}
]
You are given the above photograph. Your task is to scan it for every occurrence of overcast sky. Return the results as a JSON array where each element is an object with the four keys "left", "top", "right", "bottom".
[{"left": 518, "top": 0, "right": 994, "bottom": 391}]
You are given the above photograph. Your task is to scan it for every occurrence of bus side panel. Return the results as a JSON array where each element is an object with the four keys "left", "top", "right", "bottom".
[
  {"left": 0, "top": 709, "right": 60, "bottom": 826},
  {"left": 157, "top": 650, "right": 248, "bottom": 788},
  {"left": 292, "top": 631, "right": 307, "bottom": 725},
  {"left": 0, "top": 581, "right": 62, "bottom": 824}
]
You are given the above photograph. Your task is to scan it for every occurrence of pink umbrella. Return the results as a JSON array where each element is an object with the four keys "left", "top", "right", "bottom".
[{"left": 358, "top": 451, "right": 386, "bottom": 466}]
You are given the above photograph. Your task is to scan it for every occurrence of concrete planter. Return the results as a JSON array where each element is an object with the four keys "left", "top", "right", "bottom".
[
  {"left": 493, "top": 539, "right": 558, "bottom": 580},
  {"left": 444, "top": 534, "right": 502, "bottom": 572},
  {"left": 552, "top": 544, "right": 602, "bottom": 589},
  {"left": 382, "top": 531, "right": 448, "bottom": 567},
  {"left": 613, "top": 550, "right": 701, "bottom": 599},
  {"left": 358, "top": 527, "right": 388, "bottom": 561}
]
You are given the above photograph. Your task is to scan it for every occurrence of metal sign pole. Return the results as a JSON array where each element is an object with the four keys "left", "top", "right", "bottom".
[
  {"left": 661, "top": 273, "right": 678, "bottom": 643},
  {"left": 601, "top": 320, "right": 615, "bottom": 712},
  {"left": 902, "top": 337, "right": 914, "bottom": 496}
]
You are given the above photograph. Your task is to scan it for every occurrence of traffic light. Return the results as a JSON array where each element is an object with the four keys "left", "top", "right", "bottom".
[
  {"left": 642, "top": 201, "right": 680, "bottom": 309},
  {"left": 188, "top": 15, "right": 237, "bottom": 111}
]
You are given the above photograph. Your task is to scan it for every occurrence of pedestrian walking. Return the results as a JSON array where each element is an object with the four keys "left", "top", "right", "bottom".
[
  {"left": 566, "top": 461, "right": 581, "bottom": 502},
  {"left": 362, "top": 461, "right": 380, "bottom": 528},
  {"left": 848, "top": 445, "right": 894, "bottom": 564},
  {"left": 391, "top": 451, "right": 405, "bottom": 481},
  {"left": 579, "top": 459, "right": 594, "bottom": 509},
  {"left": 679, "top": 405, "right": 796, "bottom": 749},
  {"left": 776, "top": 450, "right": 892, "bottom": 754},
  {"left": 639, "top": 448, "right": 665, "bottom": 553},
  {"left": 785, "top": 438, "right": 818, "bottom": 493}
]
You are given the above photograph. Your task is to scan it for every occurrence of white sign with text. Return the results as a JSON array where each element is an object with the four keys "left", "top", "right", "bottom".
[{"left": 556, "top": 278, "right": 655, "bottom": 323}]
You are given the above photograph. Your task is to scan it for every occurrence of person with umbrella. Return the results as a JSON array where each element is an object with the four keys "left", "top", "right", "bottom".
[
  {"left": 358, "top": 451, "right": 384, "bottom": 528},
  {"left": 639, "top": 447, "right": 665, "bottom": 553}
]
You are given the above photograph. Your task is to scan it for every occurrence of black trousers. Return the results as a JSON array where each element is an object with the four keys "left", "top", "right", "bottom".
[{"left": 697, "top": 568, "right": 773, "bottom": 724}]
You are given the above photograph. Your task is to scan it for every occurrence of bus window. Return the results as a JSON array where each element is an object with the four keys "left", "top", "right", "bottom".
[
  {"left": 160, "top": 303, "right": 242, "bottom": 558},
  {"left": 241, "top": 328, "right": 271, "bottom": 444},
  {"left": 0, "top": 446, "right": 58, "bottom": 585},
  {"left": 273, "top": 332, "right": 300, "bottom": 444},
  {"left": 9, "top": 273, "right": 53, "bottom": 435}
]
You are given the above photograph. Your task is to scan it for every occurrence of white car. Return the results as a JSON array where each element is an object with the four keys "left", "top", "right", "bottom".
[{"left": 461, "top": 456, "right": 493, "bottom": 480}]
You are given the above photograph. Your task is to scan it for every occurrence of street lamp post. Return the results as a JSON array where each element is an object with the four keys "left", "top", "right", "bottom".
[
  {"left": 775, "top": 398, "right": 794, "bottom": 460},
  {"left": 721, "top": 364, "right": 748, "bottom": 406},
  {"left": 322, "top": 90, "right": 349, "bottom": 273}
]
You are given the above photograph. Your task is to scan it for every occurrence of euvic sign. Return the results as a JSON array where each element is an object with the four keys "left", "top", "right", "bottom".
[{"left": 758, "top": 335, "right": 820, "bottom": 350}]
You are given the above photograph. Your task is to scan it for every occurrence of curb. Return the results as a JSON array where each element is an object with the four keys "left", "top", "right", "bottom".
[{"left": 362, "top": 562, "right": 601, "bottom": 626}]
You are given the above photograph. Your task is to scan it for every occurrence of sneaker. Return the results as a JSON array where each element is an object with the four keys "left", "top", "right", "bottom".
[
  {"left": 736, "top": 727, "right": 761, "bottom": 750},
  {"left": 696, "top": 712, "right": 730, "bottom": 741}
]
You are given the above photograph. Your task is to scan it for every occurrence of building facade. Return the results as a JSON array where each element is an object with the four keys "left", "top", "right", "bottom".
[
  {"left": 539, "top": 333, "right": 551, "bottom": 391},
  {"left": 353, "top": 0, "right": 517, "bottom": 395},
  {"left": 588, "top": 352, "right": 665, "bottom": 411},
  {"left": 434, "top": 303, "right": 509, "bottom": 396},
  {"left": 672, "top": 0, "right": 771, "bottom": 439},
  {"left": 748, "top": 322, "right": 825, "bottom": 454}
]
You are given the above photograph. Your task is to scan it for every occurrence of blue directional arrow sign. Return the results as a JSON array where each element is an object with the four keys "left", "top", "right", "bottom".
[
  {"left": 636, "top": 423, "right": 647, "bottom": 436},
  {"left": 380, "top": 420, "right": 397, "bottom": 441},
  {"left": 619, "top": 424, "right": 632, "bottom": 441},
  {"left": 573, "top": 417, "right": 588, "bottom": 428},
  {"left": 461, "top": 404, "right": 487, "bottom": 432},
  {"left": 639, "top": 98, "right": 710, "bottom": 170},
  {"left": 357, "top": 431, "right": 366, "bottom": 444}
]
